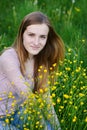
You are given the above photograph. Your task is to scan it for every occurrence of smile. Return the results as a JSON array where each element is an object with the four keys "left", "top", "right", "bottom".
[{"left": 30, "top": 46, "right": 40, "bottom": 49}]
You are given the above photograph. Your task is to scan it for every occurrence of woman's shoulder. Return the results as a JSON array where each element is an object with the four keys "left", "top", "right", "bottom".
[
  {"left": 0, "top": 47, "right": 20, "bottom": 65},
  {"left": 1, "top": 47, "right": 17, "bottom": 57},
  {"left": 1, "top": 47, "right": 15, "bottom": 54}
]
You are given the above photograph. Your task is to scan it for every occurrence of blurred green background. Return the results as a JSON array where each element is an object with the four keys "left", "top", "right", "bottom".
[{"left": 0, "top": 0, "right": 87, "bottom": 68}]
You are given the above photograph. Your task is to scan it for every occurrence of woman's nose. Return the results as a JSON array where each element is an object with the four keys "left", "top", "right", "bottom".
[{"left": 34, "top": 37, "right": 39, "bottom": 45}]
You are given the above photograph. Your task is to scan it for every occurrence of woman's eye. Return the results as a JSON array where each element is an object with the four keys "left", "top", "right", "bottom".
[
  {"left": 40, "top": 36, "right": 46, "bottom": 39},
  {"left": 28, "top": 33, "right": 34, "bottom": 37}
]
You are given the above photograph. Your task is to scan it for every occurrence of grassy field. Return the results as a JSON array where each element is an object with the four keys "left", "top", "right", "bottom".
[{"left": 0, "top": 0, "right": 87, "bottom": 130}]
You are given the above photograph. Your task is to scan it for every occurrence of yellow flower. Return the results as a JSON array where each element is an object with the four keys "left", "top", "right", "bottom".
[
  {"left": 51, "top": 75, "right": 54, "bottom": 78},
  {"left": 29, "top": 102, "right": 33, "bottom": 106},
  {"left": 50, "top": 95, "right": 52, "bottom": 99},
  {"left": 11, "top": 81, "right": 14, "bottom": 85},
  {"left": 62, "top": 85, "right": 65, "bottom": 88},
  {"left": 20, "top": 116, "right": 23, "bottom": 120},
  {"left": 48, "top": 81, "right": 51, "bottom": 84},
  {"left": 40, "top": 125, "right": 43, "bottom": 128},
  {"left": 69, "top": 101, "right": 73, "bottom": 105},
  {"left": 35, "top": 125, "right": 38, "bottom": 128},
  {"left": 83, "top": 73, "right": 86, "bottom": 76},
  {"left": 68, "top": 113, "right": 71, "bottom": 116},
  {"left": 19, "top": 75, "right": 23, "bottom": 79},
  {"left": 74, "top": 106, "right": 78, "bottom": 110},
  {"left": 56, "top": 72, "right": 62, "bottom": 76},
  {"left": 11, "top": 100, "right": 16, "bottom": 107},
  {"left": 53, "top": 63, "right": 57, "bottom": 67},
  {"left": 39, "top": 89, "right": 44, "bottom": 94},
  {"left": 44, "top": 87, "right": 48, "bottom": 92},
  {"left": 6, "top": 114, "right": 11, "bottom": 117},
  {"left": 24, "top": 109, "right": 28, "bottom": 114},
  {"left": 73, "top": 60, "right": 77, "bottom": 63},
  {"left": 76, "top": 67, "right": 81, "bottom": 72},
  {"left": 84, "top": 110, "right": 87, "bottom": 113},
  {"left": 11, "top": 111, "right": 15, "bottom": 115},
  {"left": 0, "top": 97, "right": 2, "bottom": 101},
  {"left": 8, "top": 92, "right": 13, "bottom": 98},
  {"left": 10, "top": 118, "right": 14, "bottom": 121},
  {"left": 54, "top": 81, "right": 58, "bottom": 85},
  {"left": 51, "top": 86, "right": 56, "bottom": 91},
  {"left": 38, "top": 69, "right": 41, "bottom": 72},
  {"left": 39, "top": 75, "right": 42, "bottom": 79},
  {"left": 70, "top": 91, "right": 73, "bottom": 94},
  {"left": 20, "top": 91, "right": 25, "bottom": 95},
  {"left": 39, "top": 102, "right": 44, "bottom": 108},
  {"left": 52, "top": 102, "right": 56, "bottom": 106},
  {"left": 44, "top": 69, "right": 47, "bottom": 73},
  {"left": 82, "top": 39, "right": 85, "bottom": 42},
  {"left": 52, "top": 93, "right": 55, "bottom": 98},
  {"left": 63, "top": 94, "right": 70, "bottom": 99},
  {"left": 36, "top": 121, "right": 40, "bottom": 125},
  {"left": 48, "top": 114, "right": 51, "bottom": 119},
  {"left": 5, "top": 119, "right": 9, "bottom": 124},
  {"left": 85, "top": 117, "right": 87, "bottom": 122},
  {"left": 72, "top": 116, "right": 77, "bottom": 122},
  {"left": 39, "top": 115, "right": 43, "bottom": 119},
  {"left": 4, "top": 46, "right": 7, "bottom": 49},
  {"left": 70, "top": 61, "right": 72, "bottom": 64},
  {"left": 28, "top": 110, "right": 32, "bottom": 114},
  {"left": 24, "top": 128, "right": 29, "bottom": 130},
  {"left": 68, "top": 48, "right": 72, "bottom": 52},
  {"left": 59, "top": 106, "right": 64, "bottom": 109},
  {"left": 47, "top": 104, "right": 51, "bottom": 109},
  {"left": 72, "top": 85, "right": 76, "bottom": 89},
  {"left": 6, "top": 110, "right": 8, "bottom": 114},
  {"left": 50, "top": 67, "right": 53, "bottom": 70},
  {"left": 59, "top": 109, "right": 62, "bottom": 112},
  {"left": 39, "top": 65, "right": 43, "bottom": 69},
  {"left": 28, "top": 116, "right": 31, "bottom": 120},
  {"left": 24, "top": 82, "right": 30, "bottom": 87},
  {"left": 57, "top": 98, "right": 61, "bottom": 103},
  {"left": 79, "top": 93, "right": 85, "bottom": 97},
  {"left": 80, "top": 102, "right": 84, "bottom": 105},
  {"left": 61, "top": 119, "right": 64, "bottom": 123},
  {"left": 65, "top": 67, "right": 71, "bottom": 71},
  {"left": 37, "top": 111, "right": 40, "bottom": 115},
  {"left": 64, "top": 100, "right": 67, "bottom": 103},
  {"left": 38, "top": 98, "right": 42, "bottom": 103},
  {"left": 80, "top": 61, "right": 83, "bottom": 64}
]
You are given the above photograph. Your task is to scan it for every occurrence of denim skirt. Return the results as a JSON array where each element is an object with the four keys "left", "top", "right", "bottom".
[
  {"left": 0, "top": 120, "right": 53, "bottom": 130},
  {"left": 0, "top": 121, "right": 20, "bottom": 130},
  {"left": 0, "top": 110, "right": 54, "bottom": 130}
]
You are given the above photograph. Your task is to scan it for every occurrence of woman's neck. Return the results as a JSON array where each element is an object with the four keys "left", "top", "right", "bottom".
[{"left": 25, "top": 58, "right": 34, "bottom": 78}]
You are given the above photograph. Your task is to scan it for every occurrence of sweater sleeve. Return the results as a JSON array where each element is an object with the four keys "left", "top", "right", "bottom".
[{"left": 0, "top": 49, "right": 32, "bottom": 97}]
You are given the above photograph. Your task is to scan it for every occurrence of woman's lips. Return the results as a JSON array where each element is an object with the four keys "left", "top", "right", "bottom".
[{"left": 30, "top": 46, "right": 40, "bottom": 49}]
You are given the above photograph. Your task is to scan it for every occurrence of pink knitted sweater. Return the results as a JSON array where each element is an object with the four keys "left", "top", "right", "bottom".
[{"left": 0, "top": 48, "right": 34, "bottom": 115}]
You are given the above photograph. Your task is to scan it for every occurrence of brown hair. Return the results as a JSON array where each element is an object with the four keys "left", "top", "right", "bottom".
[{"left": 13, "top": 11, "right": 65, "bottom": 92}]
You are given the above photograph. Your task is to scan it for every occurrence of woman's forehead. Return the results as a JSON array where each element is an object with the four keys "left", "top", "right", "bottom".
[{"left": 26, "top": 24, "right": 49, "bottom": 35}]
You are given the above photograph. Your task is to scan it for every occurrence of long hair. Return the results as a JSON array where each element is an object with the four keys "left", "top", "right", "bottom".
[{"left": 13, "top": 11, "right": 65, "bottom": 92}]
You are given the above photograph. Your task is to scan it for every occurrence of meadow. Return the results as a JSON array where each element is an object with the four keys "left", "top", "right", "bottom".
[{"left": 0, "top": 0, "right": 87, "bottom": 130}]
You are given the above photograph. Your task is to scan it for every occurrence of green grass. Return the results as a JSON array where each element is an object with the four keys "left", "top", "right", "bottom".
[
  {"left": 54, "top": 48, "right": 87, "bottom": 130},
  {"left": 0, "top": 0, "right": 87, "bottom": 130}
]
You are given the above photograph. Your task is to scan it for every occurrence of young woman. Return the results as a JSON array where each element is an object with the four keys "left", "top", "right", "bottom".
[{"left": 0, "top": 11, "right": 64, "bottom": 130}]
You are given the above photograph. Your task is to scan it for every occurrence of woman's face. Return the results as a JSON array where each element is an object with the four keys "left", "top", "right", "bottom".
[{"left": 23, "top": 24, "right": 49, "bottom": 58}]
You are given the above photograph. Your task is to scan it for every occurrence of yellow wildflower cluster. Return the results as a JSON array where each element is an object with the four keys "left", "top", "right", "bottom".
[{"left": 1, "top": 51, "right": 86, "bottom": 130}]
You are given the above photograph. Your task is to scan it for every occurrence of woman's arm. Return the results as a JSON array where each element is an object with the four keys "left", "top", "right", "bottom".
[{"left": 0, "top": 49, "right": 32, "bottom": 97}]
